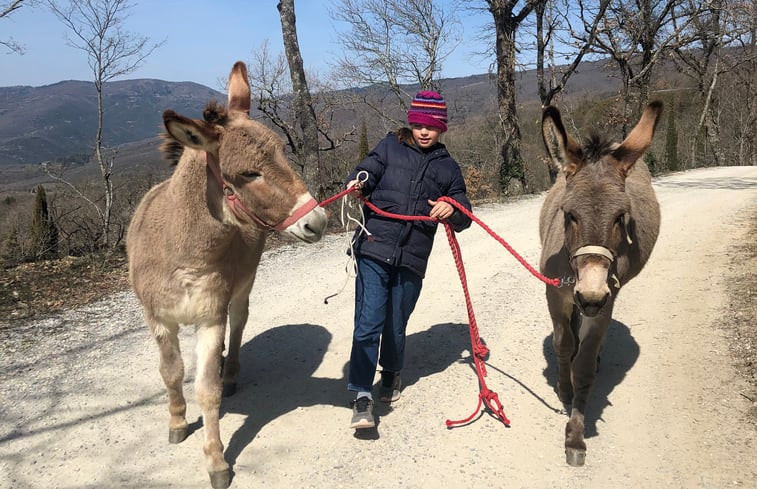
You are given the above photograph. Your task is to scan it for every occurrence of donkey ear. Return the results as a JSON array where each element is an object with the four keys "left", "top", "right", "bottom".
[
  {"left": 542, "top": 106, "right": 583, "bottom": 177},
  {"left": 613, "top": 101, "right": 663, "bottom": 175},
  {"left": 228, "top": 61, "right": 251, "bottom": 115},
  {"left": 163, "top": 110, "right": 220, "bottom": 152}
]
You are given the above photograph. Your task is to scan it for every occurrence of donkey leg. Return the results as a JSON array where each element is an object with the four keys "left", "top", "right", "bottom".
[
  {"left": 222, "top": 288, "right": 252, "bottom": 397},
  {"left": 152, "top": 320, "right": 188, "bottom": 444},
  {"left": 195, "top": 323, "right": 231, "bottom": 489},
  {"left": 565, "top": 314, "right": 610, "bottom": 466},
  {"left": 553, "top": 322, "right": 576, "bottom": 404},
  {"left": 548, "top": 288, "right": 575, "bottom": 404}
]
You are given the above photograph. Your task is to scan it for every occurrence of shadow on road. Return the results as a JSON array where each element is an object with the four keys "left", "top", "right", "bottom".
[
  {"left": 219, "top": 321, "right": 470, "bottom": 465},
  {"left": 541, "top": 319, "right": 639, "bottom": 438}
]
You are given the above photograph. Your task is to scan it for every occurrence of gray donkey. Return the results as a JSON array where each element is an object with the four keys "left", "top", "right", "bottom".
[
  {"left": 127, "top": 61, "right": 328, "bottom": 488},
  {"left": 539, "top": 101, "right": 663, "bottom": 466}
]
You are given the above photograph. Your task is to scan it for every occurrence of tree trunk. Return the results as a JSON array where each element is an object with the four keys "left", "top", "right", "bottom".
[
  {"left": 693, "top": 58, "right": 720, "bottom": 167},
  {"left": 704, "top": 100, "right": 725, "bottom": 166},
  {"left": 277, "top": 0, "right": 323, "bottom": 198},
  {"left": 535, "top": 1, "right": 547, "bottom": 105},
  {"left": 95, "top": 81, "right": 113, "bottom": 249},
  {"left": 491, "top": 3, "right": 527, "bottom": 195},
  {"left": 636, "top": 0, "right": 654, "bottom": 114},
  {"left": 620, "top": 72, "right": 633, "bottom": 138}
]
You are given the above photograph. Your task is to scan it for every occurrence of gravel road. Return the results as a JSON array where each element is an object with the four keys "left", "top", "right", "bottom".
[{"left": 1, "top": 166, "right": 755, "bottom": 489}]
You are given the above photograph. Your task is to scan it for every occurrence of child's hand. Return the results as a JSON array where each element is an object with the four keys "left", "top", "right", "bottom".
[
  {"left": 428, "top": 199, "right": 454, "bottom": 221},
  {"left": 346, "top": 179, "right": 363, "bottom": 197}
]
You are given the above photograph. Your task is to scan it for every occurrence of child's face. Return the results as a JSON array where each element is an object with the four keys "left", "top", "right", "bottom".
[{"left": 410, "top": 124, "right": 441, "bottom": 149}]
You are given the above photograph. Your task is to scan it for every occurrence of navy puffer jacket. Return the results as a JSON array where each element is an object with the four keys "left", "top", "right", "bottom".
[{"left": 345, "top": 130, "right": 472, "bottom": 278}]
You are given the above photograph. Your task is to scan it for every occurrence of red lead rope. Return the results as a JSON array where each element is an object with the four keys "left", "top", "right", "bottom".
[
  {"left": 440, "top": 221, "right": 510, "bottom": 427},
  {"left": 435, "top": 197, "right": 561, "bottom": 289},
  {"left": 318, "top": 188, "right": 561, "bottom": 428}
]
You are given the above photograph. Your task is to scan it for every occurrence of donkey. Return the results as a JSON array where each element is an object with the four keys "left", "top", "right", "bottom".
[
  {"left": 539, "top": 101, "right": 663, "bottom": 467},
  {"left": 126, "top": 61, "right": 328, "bottom": 489}
]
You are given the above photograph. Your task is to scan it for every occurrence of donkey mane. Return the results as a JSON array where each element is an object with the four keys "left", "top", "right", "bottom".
[
  {"left": 203, "top": 100, "right": 228, "bottom": 125},
  {"left": 159, "top": 134, "right": 184, "bottom": 166},
  {"left": 581, "top": 134, "right": 615, "bottom": 163}
]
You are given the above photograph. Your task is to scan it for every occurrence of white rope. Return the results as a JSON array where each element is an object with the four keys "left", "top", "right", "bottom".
[{"left": 324, "top": 173, "right": 371, "bottom": 304}]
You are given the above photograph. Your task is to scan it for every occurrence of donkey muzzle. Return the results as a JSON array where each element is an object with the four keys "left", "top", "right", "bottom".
[{"left": 571, "top": 245, "right": 615, "bottom": 317}]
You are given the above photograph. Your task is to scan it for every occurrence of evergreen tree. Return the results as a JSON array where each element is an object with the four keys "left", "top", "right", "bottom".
[
  {"left": 665, "top": 107, "right": 679, "bottom": 172},
  {"left": 1, "top": 225, "right": 22, "bottom": 265},
  {"left": 30, "top": 185, "right": 58, "bottom": 260}
]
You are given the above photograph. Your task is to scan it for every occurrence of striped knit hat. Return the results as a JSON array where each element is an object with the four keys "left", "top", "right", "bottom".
[{"left": 407, "top": 91, "right": 448, "bottom": 133}]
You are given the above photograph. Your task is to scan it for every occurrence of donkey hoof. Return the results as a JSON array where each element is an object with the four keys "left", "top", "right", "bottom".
[
  {"left": 168, "top": 427, "right": 188, "bottom": 444},
  {"left": 222, "top": 382, "right": 237, "bottom": 398},
  {"left": 209, "top": 469, "right": 231, "bottom": 489},
  {"left": 565, "top": 447, "right": 586, "bottom": 466}
]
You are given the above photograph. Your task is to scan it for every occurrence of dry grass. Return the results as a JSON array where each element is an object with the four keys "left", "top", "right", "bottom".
[
  {"left": 0, "top": 231, "right": 306, "bottom": 323},
  {"left": 723, "top": 211, "right": 757, "bottom": 421},
  {"left": 0, "top": 253, "right": 130, "bottom": 323}
]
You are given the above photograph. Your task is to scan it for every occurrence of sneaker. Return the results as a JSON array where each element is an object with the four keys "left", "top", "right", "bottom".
[
  {"left": 350, "top": 396, "right": 375, "bottom": 429},
  {"left": 378, "top": 371, "right": 401, "bottom": 403}
]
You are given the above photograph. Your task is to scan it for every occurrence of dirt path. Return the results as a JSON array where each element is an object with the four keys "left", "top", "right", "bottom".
[{"left": 1, "top": 166, "right": 755, "bottom": 489}]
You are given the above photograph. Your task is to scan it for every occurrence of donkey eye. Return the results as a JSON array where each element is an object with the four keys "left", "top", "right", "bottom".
[{"left": 240, "top": 171, "right": 261, "bottom": 180}]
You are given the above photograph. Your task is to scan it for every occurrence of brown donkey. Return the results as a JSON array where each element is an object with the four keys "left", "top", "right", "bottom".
[
  {"left": 539, "top": 101, "right": 663, "bottom": 466},
  {"left": 127, "top": 62, "right": 328, "bottom": 488}
]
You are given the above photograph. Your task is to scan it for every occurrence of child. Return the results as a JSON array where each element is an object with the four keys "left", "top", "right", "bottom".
[{"left": 344, "top": 91, "right": 472, "bottom": 429}]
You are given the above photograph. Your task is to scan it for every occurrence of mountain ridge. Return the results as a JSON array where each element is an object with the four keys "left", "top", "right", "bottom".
[
  {"left": 0, "top": 58, "right": 627, "bottom": 191},
  {"left": 0, "top": 79, "right": 224, "bottom": 166}
]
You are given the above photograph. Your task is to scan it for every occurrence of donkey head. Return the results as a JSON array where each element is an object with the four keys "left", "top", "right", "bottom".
[
  {"left": 542, "top": 101, "right": 663, "bottom": 316},
  {"left": 161, "top": 61, "right": 327, "bottom": 243}
]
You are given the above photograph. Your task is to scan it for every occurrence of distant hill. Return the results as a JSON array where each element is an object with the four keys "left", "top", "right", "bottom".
[
  {"left": 440, "top": 58, "right": 622, "bottom": 104},
  {"left": 0, "top": 79, "right": 223, "bottom": 166},
  {"left": 0, "top": 58, "right": 626, "bottom": 190}
]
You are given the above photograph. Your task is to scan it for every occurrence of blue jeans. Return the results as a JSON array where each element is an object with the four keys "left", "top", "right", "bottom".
[{"left": 348, "top": 256, "right": 423, "bottom": 393}]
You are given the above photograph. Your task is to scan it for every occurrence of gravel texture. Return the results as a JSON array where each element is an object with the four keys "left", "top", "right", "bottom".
[{"left": 1, "top": 166, "right": 755, "bottom": 489}]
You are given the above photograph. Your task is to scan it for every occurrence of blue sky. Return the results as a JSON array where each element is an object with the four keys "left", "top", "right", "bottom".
[{"left": 1, "top": 0, "right": 494, "bottom": 90}]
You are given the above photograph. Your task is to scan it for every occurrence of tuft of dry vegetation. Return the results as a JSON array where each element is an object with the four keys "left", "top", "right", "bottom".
[
  {"left": 0, "top": 231, "right": 303, "bottom": 324},
  {"left": 0, "top": 253, "right": 129, "bottom": 323},
  {"left": 723, "top": 211, "right": 757, "bottom": 422}
]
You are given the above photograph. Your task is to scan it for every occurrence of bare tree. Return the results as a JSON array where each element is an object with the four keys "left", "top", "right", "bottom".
[
  {"left": 726, "top": 0, "right": 757, "bottom": 166},
  {"left": 248, "top": 41, "right": 355, "bottom": 191},
  {"left": 330, "top": 0, "right": 462, "bottom": 124},
  {"left": 485, "top": 0, "right": 540, "bottom": 195},
  {"left": 586, "top": 0, "right": 693, "bottom": 135},
  {"left": 535, "top": 0, "right": 611, "bottom": 107},
  {"left": 277, "top": 0, "right": 325, "bottom": 196},
  {"left": 1, "top": 0, "right": 27, "bottom": 54},
  {"left": 248, "top": 39, "right": 355, "bottom": 194},
  {"left": 46, "top": 0, "right": 161, "bottom": 249},
  {"left": 672, "top": 0, "right": 756, "bottom": 167},
  {"left": 671, "top": 0, "right": 725, "bottom": 166},
  {"left": 530, "top": 0, "right": 611, "bottom": 184},
  {"left": 249, "top": 42, "right": 296, "bottom": 147}
]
